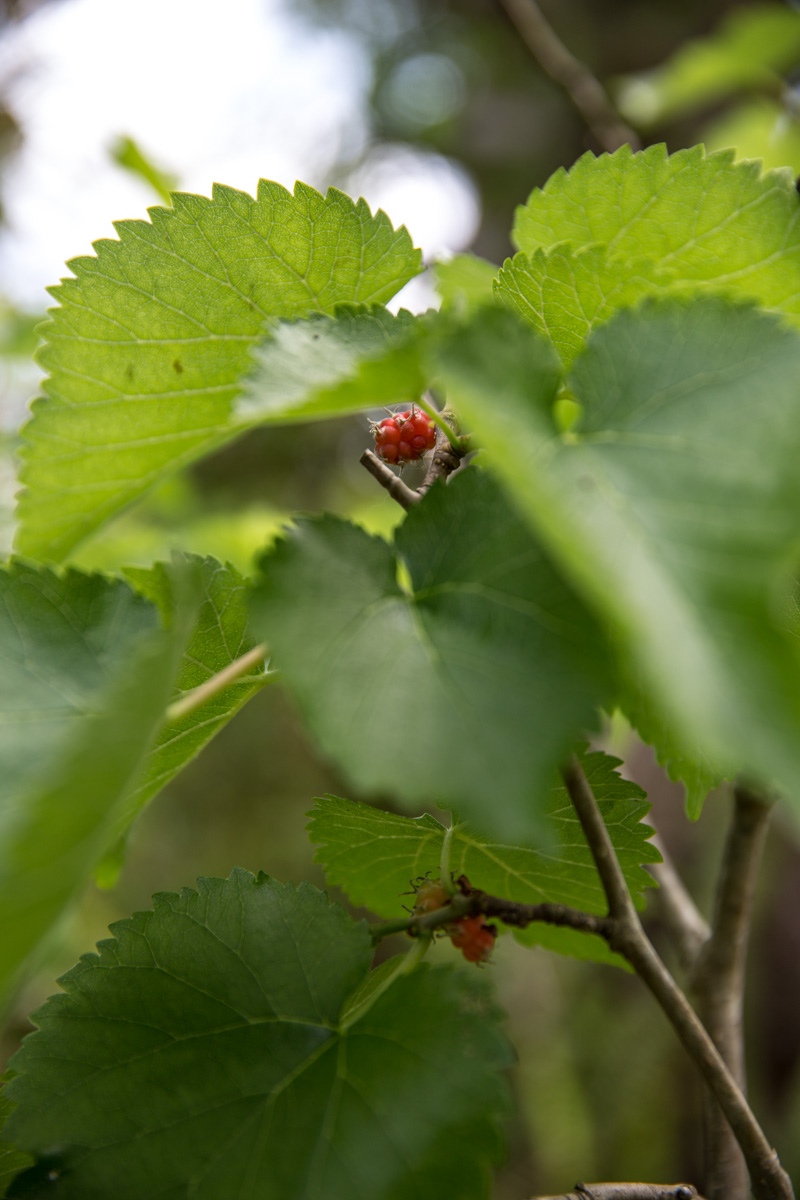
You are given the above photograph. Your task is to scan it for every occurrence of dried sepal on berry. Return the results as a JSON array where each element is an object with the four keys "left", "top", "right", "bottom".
[
  {"left": 449, "top": 914, "right": 497, "bottom": 965},
  {"left": 372, "top": 407, "right": 436, "bottom": 465}
]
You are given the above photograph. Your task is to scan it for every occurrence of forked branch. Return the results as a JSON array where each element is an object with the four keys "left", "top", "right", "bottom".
[{"left": 560, "top": 757, "right": 793, "bottom": 1200}]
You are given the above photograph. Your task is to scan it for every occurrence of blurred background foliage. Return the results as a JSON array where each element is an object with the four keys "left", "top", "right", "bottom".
[{"left": 1, "top": 0, "right": 800, "bottom": 1191}]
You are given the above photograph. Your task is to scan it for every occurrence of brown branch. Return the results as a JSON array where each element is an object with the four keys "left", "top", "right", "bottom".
[
  {"left": 416, "top": 410, "right": 468, "bottom": 498},
  {"left": 370, "top": 891, "right": 611, "bottom": 944},
  {"left": 497, "top": 0, "right": 641, "bottom": 153},
  {"left": 560, "top": 758, "right": 794, "bottom": 1200},
  {"left": 359, "top": 449, "right": 420, "bottom": 509},
  {"left": 648, "top": 833, "right": 710, "bottom": 972},
  {"left": 690, "top": 784, "right": 773, "bottom": 1200},
  {"left": 532, "top": 1186, "right": 705, "bottom": 1200}
]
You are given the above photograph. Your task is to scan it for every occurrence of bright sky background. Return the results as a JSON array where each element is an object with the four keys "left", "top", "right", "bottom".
[{"left": 0, "top": 0, "right": 480, "bottom": 310}]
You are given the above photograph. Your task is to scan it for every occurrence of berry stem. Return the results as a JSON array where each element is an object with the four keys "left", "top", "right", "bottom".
[
  {"left": 415, "top": 396, "right": 462, "bottom": 451},
  {"left": 439, "top": 819, "right": 461, "bottom": 889}
]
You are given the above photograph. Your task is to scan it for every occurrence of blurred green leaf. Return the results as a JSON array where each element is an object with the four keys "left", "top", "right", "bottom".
[
  {"left": 0, "top": 1095, "right": 33, "bottom": 1196},
  {"left": 0, "top": 562, "right": 183, "bottom": 1004},
  {"left": 434, "top": 254, "right": 498, "bottom": 314},
  {"left": 4, "top": 871, "right": 510, "bottom": 1200},
  {"left": 436, "top": 300, "right": 800, "bottom": 813},
  {"left": 109, "top": 134, "right": 179, "bottom": 204},
  {"left": 16, "top": 182, "right": 422, "bottom": 562},
  {"left": 309, "top": 748, "right": 659, "bottom": 967},
  {"left": 250, "top": 468, "right": 613, "bottom": 840},
  {"left": 702, "top": 96, "right": 800, "bottom": 173},
  {"left": 615, "top": 4, "right": 800, "bottom": 127},
  {"left": 237, "top": 305, "right": 429, "bottom": 423}
]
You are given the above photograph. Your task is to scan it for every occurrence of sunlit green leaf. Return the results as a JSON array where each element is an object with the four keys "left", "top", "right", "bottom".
[
  {"left": 434, "top": 254, "right": 498, "bottom": 313},
  {"left": 17, "top": 182, "right": 422, "bottom": 561},
  {"left": 513, "top": 145, "right": 800, "bottom": 329}
]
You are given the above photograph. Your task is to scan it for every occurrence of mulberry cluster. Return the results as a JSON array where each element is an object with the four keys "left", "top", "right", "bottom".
[{"left": 373, "top": 408, "right": 436, "bottom": 464}]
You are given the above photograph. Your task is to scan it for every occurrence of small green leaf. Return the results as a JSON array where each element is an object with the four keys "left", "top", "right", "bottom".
[
  {"left": 237, "top": 306, "right": 428, "bottom": 424},
  {"left": 495, "top": 246, "right": 670, "bottom": 368},
  {"left": 109, "top": 134, "right": 179, "bottom": 205},
  {"left": 436, "top": 300, "right": 800, "bottom": 812},
  {"left": 434, "top": 254, "right": 498, "bottom": 313},
  {"left": 615, "top": 4, "right": 800, "bottom": 126},
  {"left": 5, "top": 871, "right": 510, "bottom": 1200},
  {"left": 309, "top": 749, "right": 659, "bottom": 967},
  {"left": 17, "top": 182, "right": 422, "bottom": 561},
  {"left": 513, "top": 145, "right": 800, "bottom": 328},
  {"left": 250, "top": 468, "right": 613, "bottom": 839}
]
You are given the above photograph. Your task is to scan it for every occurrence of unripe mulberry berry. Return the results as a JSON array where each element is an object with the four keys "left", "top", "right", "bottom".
[
  {"left": 449, "top": 914, "right": 497, "bottom": 964},
  {"left": 373, "top": 408, "right": 436, "bottom": 464},
  {"left": 412, "top": 878, "right": 451, "bottom": 915}
]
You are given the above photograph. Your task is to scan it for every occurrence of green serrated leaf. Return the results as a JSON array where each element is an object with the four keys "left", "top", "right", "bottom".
[
  {"left": 615, "top": 4, "right": 800, "bottom": 127},
  {"left": 250, "top": 467, "right": 613, "bottom": 840},
  {"left": 495, "top": 246, "right": 671, "bottom": 368},
  {"left": 96, "top": 555, "right": 267, "bottom": 886},
  {"left": 513, "top": 144, "right": 800, "bottom": 328},
  {"left": 237, "top": 305, "right": 429, "bottom": 424},
  {"left": 436, "top": 300, "right": 800, "bottom": 812},
  {"left": 434, "top": 254, "right": 498, "bottom": 314},
  {"left": 309, "top": 749, "right": 658, "bottom": 968},
  {"left": 16, "top": 181, "right": 423, "bottom": 561},
  {"left": 4, "top": 870, "right": 510, "bottom": 1200}
]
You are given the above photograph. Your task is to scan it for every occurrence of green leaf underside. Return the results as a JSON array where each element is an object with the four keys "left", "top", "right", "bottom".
[
  {"left": 615, "top": 5, "right": 800, "bottom": 126},
  {"left": 96, "top": 556, "right": 265, "bottom": 886},
  {"left": 4, "top": 872, "right": 510, "bottom": 1200},
  {"left": 513, "top": 146, "right": 800, "bottom": 331},
  {"left": 308, "top": 749, "right": 658, "bottom": 968},
  {"left": 437, "top": 300, "right": 800, "bottom": 811},
  {"left": 250, "top": 468, "right": 612, "bottom": 840},
  {"left": 237, "top": 306, "right": 428, "bottom": 423},
  {"left": 495, "top": 246, "right": 672, "bottom": 369},
  {"left": 16, "top": 181, "right": 422, "bottom": 561},
  {"left": 0, "top": 557, "right": 265, "bottom": 1000}
]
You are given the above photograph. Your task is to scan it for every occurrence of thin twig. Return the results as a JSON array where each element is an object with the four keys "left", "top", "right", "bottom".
[
  {"left": 165, "top": 643, "right": 270, "bottom": 723},
  {"left": 648, "top": 833, "right": 710, "bottom": 971},
  {"left": 531, "top": 1186, "right": 705, "bottom": 1200},
  {"left": 497, "top": 0, "right": 641, "bottom": 153},
  {"left": 416, "top": 425, "right": 468, "bottom": 498},
  {"left": 359, "top": 449, "right": 420, "bottom": 509},
  {"left": 370, "top": 893, "right": 611, "bottom": 944},
  {"left": 691, "top": 784, "right": 773, "bottom": 1200},
  {"left": 560, "top": 757, "right": 794, "bottom": 1200}
]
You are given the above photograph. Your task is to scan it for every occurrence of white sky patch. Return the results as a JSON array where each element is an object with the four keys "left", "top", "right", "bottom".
[{"left": 0, "top": 0, "right": 481, "bottom": 309}]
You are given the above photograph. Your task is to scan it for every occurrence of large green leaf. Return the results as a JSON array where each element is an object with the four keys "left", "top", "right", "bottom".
[
  {"left": 0, "top": 556, "right": 266, "bottom": 999},
  {"left": 16, "top": 182, "right": 422, "bottom": 561},
  {"left": 250, "top": 468, "right": 612, "bottom": 839},
  {"left": 495, "top": 246, "right": 669, "bottom": 369},
  {"left": 0, "top": 1096, "right": 32, "bottom": 1197},
  {"left": 308, "top": 750, "right": 658, "bottom": 968},
  {"left": 435, "top": 300, "right": 800, "bottom": 811},
  {"left": 237, "top": 306, "right": 428, "bottom": 423},
  {"left": 4, "top": 871, "right": 510, "bottom": 1200},
  {"left": 512, "top": 145, "right": 800, "bottom": 326},
  {"left": 96, "top": 555, "right": 268, "bottom": 885},
  {"left": 615, "top": 4, "right": 800, "bottom": 126}
]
